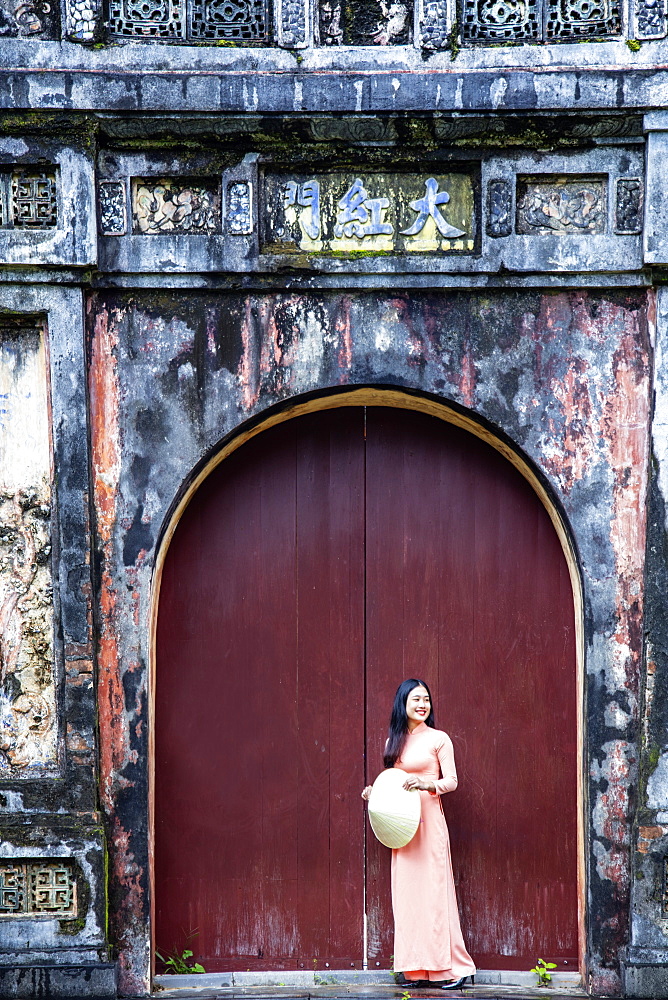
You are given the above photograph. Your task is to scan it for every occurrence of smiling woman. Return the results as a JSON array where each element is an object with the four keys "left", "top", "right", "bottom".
[{"left": 363, "top": 679, "right": 476, "bottom": 991}]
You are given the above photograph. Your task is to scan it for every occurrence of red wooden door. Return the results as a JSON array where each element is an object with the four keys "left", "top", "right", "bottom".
[
  {"left": 155, "top": 405, "right": 577, "bottom": 973},
  {"left": 364, "top": 408, "right": 578, "bottom": 971},
  {"left": 155, "top": 409, "right": 367, "bottom": 970}
]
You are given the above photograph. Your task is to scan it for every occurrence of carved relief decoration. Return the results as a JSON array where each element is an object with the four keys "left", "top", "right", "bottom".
[
  {"left": 418, "top": 0, "right": 449, "bottom": 47},
  {"left": 0, "top": 861, "right": 76, "bottom": 917},
  {"left": 132, "top": 178, "right": 221, "bottom": 234},
  {"left": 0, "top": 324, "right": 56, "bottom": 776},
  {"left": 65, "top": 0, "right": 99, "bottom": 39},
  {"left": 546, "top": 0, "right": 620, "bottom": 36},
  {"left": 0, "top": 169, "right": 57, "bottom": 230},
  {"left": 614, "top": 177, "right": 643, "bottom": 235},
  {"left": 462, "top": 0, "right": 540, "bottom": 40},
  {"left": 309, "top": 117, "right": 397, "bottom": 144},
  {"left": 276, "top": 0, "right": 307, "bottom": 45},
  {"left": 634, "top": 0, "right": 666, "bottom": 37},
  {"left": 0, "top": 0, "right": 60, "bottom": 38},
  {"left": 99, "top": 181, "right": 127, "bottom": 236},
  {"left": 487, "top": 178, "right": 513, "bottom": 237},
  {"left": 318, "top": 0, "right": 412, "bottom": 44},
  {"left": 461, "top": 0, "right": 620, "bottom": 40},
  {"left": 226, "top": 181, "right": 253, "bottom": 235},
  {"left": 107, "top": 0, "right": 270, "bottom": 38},
  {"left": 516, "top": 176, "right": 606, "bottom": 235},
  {"left": 435, "top": 115, "right": 642, "bottom": 143}
]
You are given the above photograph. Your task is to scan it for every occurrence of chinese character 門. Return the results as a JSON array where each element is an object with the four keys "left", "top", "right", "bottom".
[
  {"left": 334, "top": 179, "right": 393, "bottom": 239},
  {"left": 401, "top": 178, "right": 466, "bottom": 238},
  {"left": 284, "top": 180, "right": 321, "bottom": 240}
]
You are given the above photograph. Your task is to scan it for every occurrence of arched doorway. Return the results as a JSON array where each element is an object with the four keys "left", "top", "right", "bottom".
[{"left": 153, "top": 402, "right": 579, "bottom": 974}]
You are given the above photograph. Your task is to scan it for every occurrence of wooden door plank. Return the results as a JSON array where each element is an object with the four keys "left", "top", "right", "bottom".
[{"left": 363, "top": 407, "right": 577, "bottom": 971}]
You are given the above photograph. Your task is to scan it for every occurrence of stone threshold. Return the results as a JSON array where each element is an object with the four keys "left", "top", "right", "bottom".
[{"left": 154, "top": 970, "right": 584, "bottom": 996}]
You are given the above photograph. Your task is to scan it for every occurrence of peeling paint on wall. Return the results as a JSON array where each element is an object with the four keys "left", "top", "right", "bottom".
[{"left": 88, "top": 287, "right": 651, "bottom": 996}]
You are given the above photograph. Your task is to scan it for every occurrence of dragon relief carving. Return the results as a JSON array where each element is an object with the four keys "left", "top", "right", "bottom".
[{"left": 0, "top": 483, "right": 55, "bottom": 773}]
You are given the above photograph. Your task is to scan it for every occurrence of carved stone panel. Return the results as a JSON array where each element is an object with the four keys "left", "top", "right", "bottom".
[
  {"left": 107, "top": 0, "right": 270, "bottom": 37},
  {"left": 309, "top": 117, "right": 397, "bottom": 144},
  {"left": 99, "top": 180, "right": 127, "bottom": 236},
  {"left": 132, "top": 178, "right": 221, "bottom": 234},
  {"left": 264, "top": 171, "right": 475, "bottom": 253},
  {"left": 0, "top": 861, "right": 76, "bottom": 917},
  {"left": 226, "top": 181, "right": 253, "bottom": 235},
  {"left": 545, "top": 0, "right": 621, "bottom": 37},
  {"left": 516, "top": 176, "right": 606, "bottom": 235},
  {"left": 615, "top": 178, "right": 643, "bottom": 235},
  {"left": 634, "top": 0, "right": 666, "bottom": 37},
  {"left": 318, "top": 0, "right": 412, "bottom": 44},
  {"left": 189, "top": 0, "right": 268, "bottom": 39},
  {"left": 65, "top": 0, "right": 100, "bottom": 39},
  {"left": 107, "top": 0, "right": 184, "bottom": 36},
  {"left": 0, "top": 0, "right": 60, "bottom": 38},
  {"left": 0, "top": 323, "right": 56, "bottom": 776},
  {"left": 462, "top": 0, "right": 540, "bottom": 41},
  {"left": 276, "top": 0, "right": 307, "bottom": 45},
  {"left": 461, "top": 0, "right": 620, "bottom": 40},
  {"left": 487, "top": 178, "right": 513, "bottom": 237},
  {"left": 418, "top": 0, "right": 449, "bottom": 47},
  {"left": 0, "top": 169, "right": 57, "bottom": 230}
]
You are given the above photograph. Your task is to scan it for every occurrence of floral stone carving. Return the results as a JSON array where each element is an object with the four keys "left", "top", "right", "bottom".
[
  {"left": 516, "top": 176, "right": 606, "bottom": 235},
  {"left": 132, "top": 178, "right": 221, "bottom": 234},
  {"left": 0, "top": 325, "right": 56, "bottom": 776}
]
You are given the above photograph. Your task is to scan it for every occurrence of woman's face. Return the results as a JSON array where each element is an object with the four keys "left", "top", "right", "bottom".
[{"left": 405, "top": 685, "right": 431, "bottom": 726}]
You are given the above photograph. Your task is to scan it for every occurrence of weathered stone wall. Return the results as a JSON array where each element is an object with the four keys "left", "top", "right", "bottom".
[
  {"left": 0, "top": 16, "right": 667, "bottom": 993},
  {"left": 87, "top": 286, "right": 651, "bottom": 996},
  {"left": 0, "top": 286, "right": 114, "bottom": 999}
]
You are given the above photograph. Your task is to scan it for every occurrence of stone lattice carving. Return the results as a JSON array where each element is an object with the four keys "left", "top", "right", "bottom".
[
  {"left": 132, "top": 178, "right": 221, "bottom": 234},
  {"left": 546, "top": 0, "right": 620, "bottom": 36},
  {"left": 310, "top": 117, "right": 397, "bottom": 143},
  {"left": 99, "top": 181, "right": 127, "bottom": 236},
  {"left": 65, "top": 0, "right": 99, "bottom": 39},
  {"left": 462, "top": 0, "right": 540, "bottom": 40},
  {"left": 107, "top": 0, "right": 270, "bottom": 38},
  {"left": 0, "top": 861, "right": 76, "bottom": 917},
  {"left": 0, "top": 0, "right": 60, "bottom": 38},
  {"left": 487, "top": 178, "right": 513, "bottom": 237},
  {"left": 189, "top": 0, "right": 268, "bottom": 38},
  {"left": 634, "top": 0, "right": 666, "bottom": 38},
  {"left": 276, "top": 0, "right": 307, "bottom": 45},
  {"left": 107, "top": 0, "right": 184, "bottom": 36},
  {"left": 318, "top": 0, "right": 411, "bottom": 43},
  {"left": 0, "top": 170, "right": 57, "bottom": 229},
  {"left": 516, "top": 177, "right": 606, "bottom": 235},
  {"left": 0, "top": 325, "right": 56, "bottom": 776},
  {"left": 226, "top": 181, "right": 253, "bottom": 235},
  {"left": 461, "top": 0, "right": 620, "bottom": 40},
  {"left": 614, "top": 178, "right": 643, "bottom": 235}
]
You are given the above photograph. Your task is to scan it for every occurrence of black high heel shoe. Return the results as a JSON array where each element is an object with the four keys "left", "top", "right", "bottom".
[{"left": 440, "top": 975, "right": 475, "bottom": 990}]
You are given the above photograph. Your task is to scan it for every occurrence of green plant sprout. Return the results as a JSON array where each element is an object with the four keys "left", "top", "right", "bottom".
[
  {"left": 156, "top": 929, "right": 206, "bottom": 975},
  {"left": 530, "top": 958, "right": 557, "bottom": 987}
]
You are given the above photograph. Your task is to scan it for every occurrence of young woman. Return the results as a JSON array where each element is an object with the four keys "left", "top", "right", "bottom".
[{"left": 362, "top": 678, "right": 475, "bottom": 991}]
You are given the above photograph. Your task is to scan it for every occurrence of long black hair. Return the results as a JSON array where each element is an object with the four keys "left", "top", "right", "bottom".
[{"left": 383, "top": 678, "right": 435, "bottom": 768}]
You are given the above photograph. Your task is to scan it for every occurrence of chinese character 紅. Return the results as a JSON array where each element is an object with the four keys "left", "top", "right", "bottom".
[
  {"left": 334, "top": 178, "right": 393, "bottom": 239},
  {"left": 401, "top": 178, "right": 466, "bottom": 239},
  {"left": 284, "top": 179, "right": 321, "bottom": 240}
]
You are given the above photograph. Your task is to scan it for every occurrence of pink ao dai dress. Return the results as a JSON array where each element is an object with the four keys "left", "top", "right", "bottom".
[{"left": 392, "top": 722, "right": 476, "bottom": 983}]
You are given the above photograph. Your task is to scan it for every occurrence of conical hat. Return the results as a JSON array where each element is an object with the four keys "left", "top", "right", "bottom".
[{"left": 367, "top": 768, "right": 421, "bottom": 849}]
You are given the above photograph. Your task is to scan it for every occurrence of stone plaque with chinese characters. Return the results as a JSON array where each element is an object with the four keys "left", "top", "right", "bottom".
[{"left": 263, "top": 173, "right": 475, "bottom": 254}]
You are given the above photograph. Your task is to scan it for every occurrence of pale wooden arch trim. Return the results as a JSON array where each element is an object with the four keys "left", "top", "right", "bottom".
[{"left": 148, "top": 387, "right": 586, "bottom": 984}]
